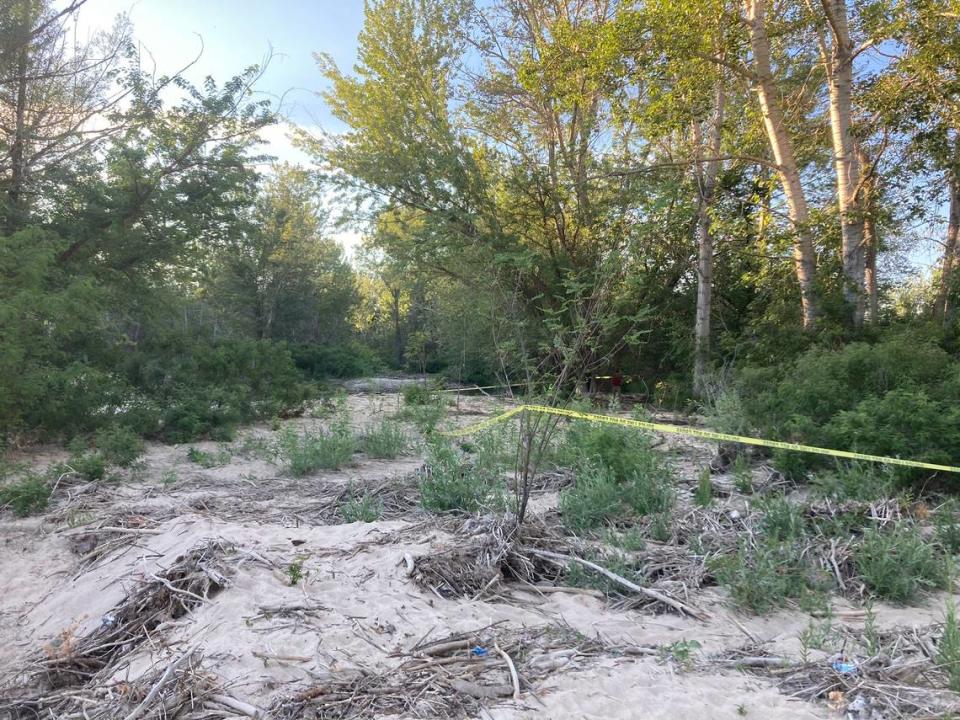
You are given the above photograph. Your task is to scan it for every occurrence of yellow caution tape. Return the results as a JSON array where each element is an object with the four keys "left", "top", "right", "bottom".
[{"left": 440, "top": 404, "right": 960, "bottom": 474}]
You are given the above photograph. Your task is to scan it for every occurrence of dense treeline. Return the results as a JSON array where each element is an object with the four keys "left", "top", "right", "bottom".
[{"left": 2, "top": 0, "right": 960, "bottom": 477}]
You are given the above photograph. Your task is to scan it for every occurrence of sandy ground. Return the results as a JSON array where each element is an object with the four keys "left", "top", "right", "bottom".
[{"left": 0, "top": 392, "right": 954, "bottom": 718}]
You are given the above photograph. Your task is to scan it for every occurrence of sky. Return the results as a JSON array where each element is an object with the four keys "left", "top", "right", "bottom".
[{"left": 74, "top": 0, "right": 367, "bottom": 249}]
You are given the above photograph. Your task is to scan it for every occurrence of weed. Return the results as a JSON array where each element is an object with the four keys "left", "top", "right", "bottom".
[
  {"left": 340, "top": 489, "right": 383, "bottom": 523},
  {"left": 812, "top": 462, "right": 895, "bottom": 502},
  {"left": 694, "top": 468, "right": 713, "bottom": 507},
  {"left": 856, "top": 525, "right": 945, "bottom": 603},
  {"left": 565, "top": 552, "right": 640, "bottom": 595},
  {"left": 936, "top": 500, "right": 960, "bottom": 554},
  {"left": 650, "top": 512, "right": 672, "bottom": 542},
  {"left": 737, "top": 705, "right": 748, "bottom": 717},
  {"left": 863, "top": 601, "right": 880, "bottom": 656},
  {"left": 799, "top": 614, "right": 836, "bottom": 662},
  {"left": 713, "top": 540, "right": 825, "bottom": 614},
  {"left": 733, "top": 454, "right": 753, "bottom": 494},
  {"left": 0, "top": 473, "right": 52, "bottom": 516},
  {"left": 235, "top": 434, "right": 277, "bottom": 462},
  {"left": 277, "top": 425, "right": 356, "bottom": 475},
  {"left": 287, "top": 558, "right": 307, "bottom": 585},
  {"left": 560, "top": 462, "right": 625, "bottom": 529},
  {"left": 160, "top": 470, "right": 178, "bottom": 486},
  {"left": 93, "top": 425, "right": 145, "bottom": 467},
  {"left": 187, "top": 446, "right": 231, "bottom": 468},
  {"left": 940, "top": 600, "right": 960, "bottom": 692},
  {"left": 419, "top": 439, "right": 500, "bottom": 513},
  {"left": 361, "top": 419, "right": 409, "bottom": 459},
  {"left": 394, "top": 403, "right": 446, "bottom": 433},
  {"left": 604, "top": 526, "right": 646, "bottom": 552},
  {"left": 403, "top": 383, "right": 441, "bottom": 406},
  {"left": 659, "top": 639, "right": 701, "bottom": 669},
  {"left": 756, "top": 495, "right": 806, "bottom": 542}
]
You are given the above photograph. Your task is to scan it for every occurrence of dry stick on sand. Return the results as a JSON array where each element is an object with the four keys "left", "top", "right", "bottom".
[
  {"left": 495, "top": 643, "right": 521, "bottom": 700},
  {"left": 530, "top": 549, "right": 709, "bottom": 621},
  {"left": 123, "top": 649, "right": 196, "bottom": 720}
]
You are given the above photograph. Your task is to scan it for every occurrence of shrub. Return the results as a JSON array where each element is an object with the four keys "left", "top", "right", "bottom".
[
  {"left": 756, "top": 495, "right": 807, "bottom": 542},
  {"left": 0, "top": 473, "right": 52, "bottom": 516},
  {"left": 936, "top": 501, "right": 960, "bottom": 554},
  {"left": 722, "top": 332, "right": 960, "bottom": 481},
  {"left": 419, "top": 439, "right": 499, "bottom": 513},
  {"left": 560, "top": 462, "right": 625, "bottom": 530},
  {"left": 939, "top": 600, "right": 960, "bottom": 692},
  {"left": 713, "top": 540, "right": 825, "bottom": 614},
  {"left": 811, "top": 462, "right": 895, "bottom": 501},
  {"left": 560, "top": 459, "right": 674, "bottom": 530},
  {"left": 560, "top": 420, "right": 662, "bottom": 484},
  {"left": 94, "top": 425, "right": 145, "bottom": 467},
  {"left": 291, "top": 341, "right": 381, "bottom": 379},
  {"left": 856, "top": 525, "right": 945, "bottom": 602},
  {"left": 361, "top": 420, "right": 410, "bottom": 459},
  {"left": 403, "top": 383, "right": 442, "bottom": 406},
  {"left": 187, "top": 446, "right": 231, "bottom": 468}
]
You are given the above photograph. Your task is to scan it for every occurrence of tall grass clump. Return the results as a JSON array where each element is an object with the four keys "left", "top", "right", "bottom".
[
  {"left": 278, "top": 405, "right": 356, "bottom": 475},
  {"left": 361, "top": 419, "right": 410, "bottom": 459},
  {"left": 713, "top": 540, "right": 826, "bottom": 614}
]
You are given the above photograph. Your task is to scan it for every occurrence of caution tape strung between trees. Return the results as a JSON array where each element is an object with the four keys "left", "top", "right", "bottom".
[{"left": 439, "top": 403, "right": 960, "bottom": 474}]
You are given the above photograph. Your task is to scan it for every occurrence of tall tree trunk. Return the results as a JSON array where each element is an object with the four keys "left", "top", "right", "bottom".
[
  {"left": 744, "top": 0, "right": 820, "bottom": 329},
  {"left": 819, "top": 0, "right": 866, "bottom": 325},
  {"left": 934, "top": 170, "right": 960, "bottom": 324},
  {"left": 6, "top": 44, "right": 29, "bottom": 231},
  {"left": 693, "top": 78, "right": 726, "bottom": 399},
  {"left": 391, "top": 287, "right": 403, "bottom": 367},
  {"left": 856, "top": 145, "right": 879, "bottom": 323}
]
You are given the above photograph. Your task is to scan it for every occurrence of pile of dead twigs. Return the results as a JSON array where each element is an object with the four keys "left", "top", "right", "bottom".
[
  {"left": 274, "top": 622, "right": 606, "bottom": 720},
  {"left": 0, "top": 540, "right": 234, "bottom": 720}
]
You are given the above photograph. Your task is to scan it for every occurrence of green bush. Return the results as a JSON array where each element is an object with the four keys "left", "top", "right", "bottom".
[
  {"left": 403, "top": 383, "right": 442, "bottom": 406},
  {"left": 361, "top": 420, "right": 410, "bottom": 458},
  {"left": 856, "top": 525, "right": 945, "bottom": 602},
  {"left": 811, "top": 462, "right": 896, "bottom": 501},
  {"left": 94, "top": 425, "right": 145, "bottom": 467},
  {"left": 756, "top": 495, "right": 807, "bottom": 541},
  {"left": 721, "top": 332, "right": 960, "bottom": 480},
  {"left": 560, "top": 459, "right": 674, "bottom": 530},
  {"left": 291, "top": 341, "right": 381, "bottom": 379},
  {"left": 560, "top": 420, "right": 662, "bottom": 484},
  {"left": 560, "top": 462, "right": 625, "bottom": 529},
  {"left": 935, "top": 501, "right": 960, "bottom": 554},
  {"left": 0, "top": 473, "right": 52, "bottom": 516},
  {"left": 419, "top": 439, "right": 500, "bottom": 513}
]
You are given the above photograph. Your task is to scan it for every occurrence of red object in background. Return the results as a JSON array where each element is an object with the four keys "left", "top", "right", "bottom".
[{"left": 611, "top": 372, "right": 623, "bottom": 389}]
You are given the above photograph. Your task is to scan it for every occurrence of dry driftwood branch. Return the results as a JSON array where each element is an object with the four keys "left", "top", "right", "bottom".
[
  {"left": 449, "top": 679, "right": 514, "bottom": 700},
  {"left": 208, "top": 693, "right": 267, "bottom": 718},
  {"left": 495, "top": 643, "right": 521, "bottom": 700},
  {"left": 530, "top": 549, "right": 709, "bottom": 620},
  {"left": 122, "top": 649, "right": 195, "bottom": 720}
]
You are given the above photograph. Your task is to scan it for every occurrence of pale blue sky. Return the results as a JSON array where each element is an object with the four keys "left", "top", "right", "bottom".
[{"left": 76, "top": 0, "right": 366, "bottom": 163}]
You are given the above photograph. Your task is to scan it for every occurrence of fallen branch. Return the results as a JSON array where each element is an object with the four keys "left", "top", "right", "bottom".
[
  {"left": 123, "top": 649, "right": 195, "bottom": 720},
  {"left": 208, "top": 693, "right": 267, "bottom": 718},
  {"left": 495, "top": 643, "right": 521, "bottom": 700},
  {"left": 529, "top": 549, "right": 709, "bottom": 620}
]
